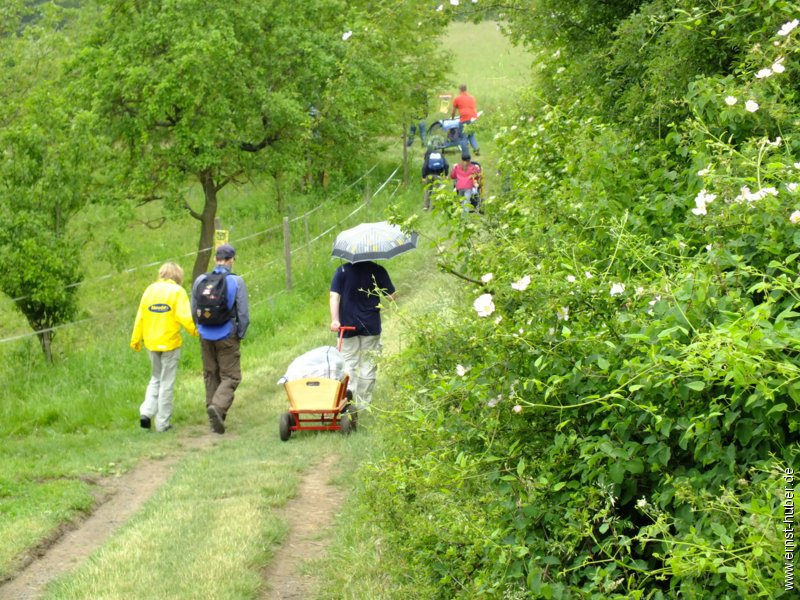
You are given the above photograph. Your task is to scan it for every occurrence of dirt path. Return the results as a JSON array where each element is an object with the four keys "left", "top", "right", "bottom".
[
  {"left": 261, "top": 453, "right": 345, "bottom": 599},
  {"left": 0, "top": 432, "right": 217, "bottom": 600},
  {"left": 0, "top": 434, "right": 345, "bottom": 600}
]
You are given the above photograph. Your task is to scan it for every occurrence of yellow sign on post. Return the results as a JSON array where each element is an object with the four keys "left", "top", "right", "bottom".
[
  {"left": 438, "top": 94, "right": 452, "bottom": 114},
  {"left": 214, "top": 230, "right": 229, "bottom": 251}
]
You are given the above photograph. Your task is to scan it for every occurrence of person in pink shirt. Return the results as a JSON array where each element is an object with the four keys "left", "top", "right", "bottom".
[
  {"left": 450, "top": 152, "right": 482, "bottom": 212},
  {"left": 451, "top": 84, "right": 480, "bottom": 156}
]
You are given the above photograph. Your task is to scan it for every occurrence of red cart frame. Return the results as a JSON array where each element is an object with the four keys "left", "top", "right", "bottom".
[{"left": 278, "top": 326, "right": 357, "bottom": 441}]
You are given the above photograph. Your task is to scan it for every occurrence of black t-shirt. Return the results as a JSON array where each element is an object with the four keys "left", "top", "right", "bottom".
[{"left": 330, "top": 261, "right": 395, "bottom": 337}]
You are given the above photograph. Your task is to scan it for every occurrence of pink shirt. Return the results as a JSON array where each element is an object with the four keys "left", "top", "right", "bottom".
[{"left": 451, "top": 162, "right": 481, "bottom": 191}]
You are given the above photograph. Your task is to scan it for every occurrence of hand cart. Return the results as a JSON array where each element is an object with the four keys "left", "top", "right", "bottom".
[{"left": 278, "top": 326, "right": 357, "bottom": 441}]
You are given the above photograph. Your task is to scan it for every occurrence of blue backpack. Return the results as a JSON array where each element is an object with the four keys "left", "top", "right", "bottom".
[{"left": 426, "top": 151, "right": 445, "bottom": 172}]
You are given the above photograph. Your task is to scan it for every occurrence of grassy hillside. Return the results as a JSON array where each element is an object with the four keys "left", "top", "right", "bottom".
[{"left": 0, "top": 19, "right": 531, "bottom": 598}]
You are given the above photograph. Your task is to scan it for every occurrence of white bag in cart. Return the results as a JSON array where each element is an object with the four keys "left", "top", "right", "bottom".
[{"left": 281, "top": 346, "right": 346, "bottom": 382}]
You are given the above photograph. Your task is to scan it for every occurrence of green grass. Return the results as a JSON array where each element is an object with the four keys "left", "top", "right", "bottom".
[
  {"left": 0, "top": 20, "right": 529, "bottom": 599},
  {"left": 434, "top": 20, "right": 530, "bottom": 117}
]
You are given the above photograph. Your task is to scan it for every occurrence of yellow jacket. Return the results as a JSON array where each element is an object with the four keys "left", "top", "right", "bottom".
[{"left": 130, "top": 279, "right": 198, "bottom": 352}]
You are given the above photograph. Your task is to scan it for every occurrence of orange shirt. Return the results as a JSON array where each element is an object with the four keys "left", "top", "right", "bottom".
[{"left": 452, "top": 92, "right": 478, "bottom": 122}]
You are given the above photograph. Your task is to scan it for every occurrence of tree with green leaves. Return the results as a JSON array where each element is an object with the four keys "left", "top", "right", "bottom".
[
  {"left": 74, "top": 0, "right": 447, "bottom": 282},
  {"left": 0, "top": 2, "right": 97, "bottom": 361}
]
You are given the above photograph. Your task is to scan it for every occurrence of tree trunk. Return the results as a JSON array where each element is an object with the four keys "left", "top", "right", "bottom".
[
  {"left": 37, "top": 330, "right": 53, "bottom": 363},
  {"left": 191, "top": 169, "right": 218, "bottom": 283},
  {"left": 275, "top": 172, "right": 284, "bottom": 214}
]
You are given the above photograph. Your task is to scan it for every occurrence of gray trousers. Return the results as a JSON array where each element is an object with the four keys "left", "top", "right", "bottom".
[
  {"left": 201, "top": 335, "right": 242, "bottom": 417},
  {"left": 141, "top": 348, "right": 181, "bottom": 432},
  {"left": 339, "top": 334, "right": 382, "bottom": 408}
]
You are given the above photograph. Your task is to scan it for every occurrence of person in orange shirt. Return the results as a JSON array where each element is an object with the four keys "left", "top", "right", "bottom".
[
  {"left": 130, "top": 262, "right": 198, "bottom": 432},
  {"left": 451, "top": 84, "right": 480, "bottom": 156}
]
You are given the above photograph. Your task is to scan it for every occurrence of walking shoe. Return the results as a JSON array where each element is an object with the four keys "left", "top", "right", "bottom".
[
  {"left": 157, "top": 425, "right": 173, "bottom": 433},
  {"left": 140, "top": 415, "right": 151, "bottom": 430},
  {"left": 207, "top": 405, "right": 225, "bottom": 434}
]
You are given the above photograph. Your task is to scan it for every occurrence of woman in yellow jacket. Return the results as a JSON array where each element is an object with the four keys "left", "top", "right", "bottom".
[{"left": 130, "top": 262, "right": 198, "bottom": 432}]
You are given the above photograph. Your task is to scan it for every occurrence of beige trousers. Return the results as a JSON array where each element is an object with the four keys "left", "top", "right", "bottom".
[{"left": 339, "top": 334, "right": 382, "bottom": 408}]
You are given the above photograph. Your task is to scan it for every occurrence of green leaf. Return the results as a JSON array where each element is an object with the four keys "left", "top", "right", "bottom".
[
  {"left": 626, "top": 459, "right": 644, "bottom": 475},
  {"left": 686, "top": 381, "right": 705, "bottom": 391},
  {"left": 768, "top": 403, "right": 788, "bottom": 416},
  {"left": 610, "top": 461, "right": 625, "bottom": 484}
]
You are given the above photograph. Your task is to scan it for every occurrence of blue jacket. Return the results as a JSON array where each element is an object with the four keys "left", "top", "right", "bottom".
[{"left": 191, "top": 266, "right": 250, "bottom": 341}]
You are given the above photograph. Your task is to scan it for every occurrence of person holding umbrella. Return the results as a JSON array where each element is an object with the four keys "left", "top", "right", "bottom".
[{"left": 330, "top": 222, "right": 414, "bottom": 407}]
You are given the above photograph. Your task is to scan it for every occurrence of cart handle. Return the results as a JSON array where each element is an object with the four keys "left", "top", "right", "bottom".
[{"left": 336, "top": 326, "right": 356, "bottom": 351}]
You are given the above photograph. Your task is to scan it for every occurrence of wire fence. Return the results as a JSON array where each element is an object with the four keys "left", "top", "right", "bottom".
[{"left": 0, "top": 164, "right": 401, "bottom": 345}]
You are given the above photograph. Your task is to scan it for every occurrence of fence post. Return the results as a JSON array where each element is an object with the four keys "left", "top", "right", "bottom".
[
  {"left": 363, "top": 181, "right": 372, "bottom": 205},
  {"left": 283, "top": 216, "right": 292, "bottom": 290},
  {"left": 304, "top": 214, "right": 311, "bottom": 263}
]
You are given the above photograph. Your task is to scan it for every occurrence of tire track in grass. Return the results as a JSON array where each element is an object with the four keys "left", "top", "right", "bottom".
[
  {"left": 261, "top": 453, "right": 345, "bottom": 600},
  {"left": 0, "top": 432, "right": 219, "bottom": 600}
]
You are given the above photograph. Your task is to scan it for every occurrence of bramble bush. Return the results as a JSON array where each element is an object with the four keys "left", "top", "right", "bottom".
[{"left": 367, "top": 5, "right": 800, "bottom": 599}]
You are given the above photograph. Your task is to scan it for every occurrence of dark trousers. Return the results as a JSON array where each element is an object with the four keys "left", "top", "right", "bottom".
[{"left": 201, "top": 335, "right": 241, "bottom": 417}]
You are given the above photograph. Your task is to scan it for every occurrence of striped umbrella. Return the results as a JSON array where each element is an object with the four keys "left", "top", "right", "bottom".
[{"left": 331, "top": 221, "right": 418, "bottom": 263}]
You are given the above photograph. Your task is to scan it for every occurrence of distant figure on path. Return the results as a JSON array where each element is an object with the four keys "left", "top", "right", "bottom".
[
  {"left": 451, "top": 151, "right": 483, "bottom": 212},
  {"left": 130, "top": 262, "right": 198, "bottom": 432},
  {"left": 421, "top": 144, "right": 449, "bottom": 210},
  {"left": 451, "top": 84, "right": 480, "bottom": 156}
]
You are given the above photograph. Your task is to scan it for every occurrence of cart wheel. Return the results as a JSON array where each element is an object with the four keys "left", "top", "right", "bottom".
[
  {"left": 339, "top": 407, "right": 355, "bottom": 435},
  {"left": 279, "top": 412, "right": 294, "bottom": 441},
  {"left": 426, "top": 122, "right": 446, "bottom": 150},
  {"left": 347, "top": 403, "right": 358, "bottom": 430}
]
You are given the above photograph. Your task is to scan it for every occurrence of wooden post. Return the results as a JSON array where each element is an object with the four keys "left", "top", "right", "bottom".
[
  {"left": 283, "top": 217, "right": 292, "bottom": 290},
  {"left": 402, "top": 121, "right": 409, "bottom": 187},
  {"left": 304, "top": 214, "right": 311, "bottom": 263}
]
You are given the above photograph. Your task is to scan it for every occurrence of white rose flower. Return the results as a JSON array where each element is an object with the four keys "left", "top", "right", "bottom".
[
  {"left": 791, "top": 211, "right": 800, "bottom": 224},
  {"left": 456, "top": 364, "right": 467, "bottom": 376},
  {"left": 556, "top": 306, "right": 569, "bottom": 321},
  {"left": 473, "top": 293, "right": 495, "bottom": 317},
  {"left": 566, "top": 275, "right": 576, "bottom": 283},
  {"left": 745, "top": 100, "right": 760, "bottom": 113},
  {"left": 511, "top": 275, "right": 531, "bottom": 291},
  {"left": 481, "top": 273, "right": 493, "bottom": 283},
  {"left": 778, "top": 19, "right": 799, "bottom": 36},
  {"left": 342, "top": 31, "right": 353, "bottom": 40},
  {"left": 724, "top": 96, "right": 738, "bottom": 106},
  {"left": 610, "top": 283, "right": 625, "bottom": 296}
]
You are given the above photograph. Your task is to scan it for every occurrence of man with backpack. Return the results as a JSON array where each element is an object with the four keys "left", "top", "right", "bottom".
[
  {"left": 191, "top": 244, "right": 250, "bottom": 434},
  {"left": 421, "top": 144, "right": 449, "bottom": 210}
]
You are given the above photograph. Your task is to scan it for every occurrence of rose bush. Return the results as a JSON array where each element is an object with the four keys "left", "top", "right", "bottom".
[{"left": 366, "top": 4, "right": 800, "bottom": 598}]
